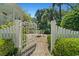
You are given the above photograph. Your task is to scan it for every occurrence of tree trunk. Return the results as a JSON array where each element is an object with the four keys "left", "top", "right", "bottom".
[
  {"left": 52, "top": 3, "right": 55, "bottom": 21},
  {"left": 59, "top": 4, "right": 61, "bottom": 20}
]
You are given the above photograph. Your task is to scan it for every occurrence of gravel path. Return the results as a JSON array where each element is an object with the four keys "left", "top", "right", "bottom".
[{"left": 31, "top": 34, "right": 50, "bottom": 56}]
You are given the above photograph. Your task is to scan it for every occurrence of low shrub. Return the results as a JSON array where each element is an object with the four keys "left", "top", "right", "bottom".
[
  {"left": 53, "top": 38, "right": 79, "bottom": 56},
  {"left": 0, "top": 38, "right": 18, "bottom": 56},
  {"left": 0, "top": 21, "right": 14, "bottom": 29}
]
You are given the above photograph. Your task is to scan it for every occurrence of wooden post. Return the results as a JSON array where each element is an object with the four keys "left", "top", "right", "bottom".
[
  {"left": 14, "top": 20, "right": 22, "bottom": 55},
  {"left": 51, "top": 20, "right": 57, "bottom": 53}
]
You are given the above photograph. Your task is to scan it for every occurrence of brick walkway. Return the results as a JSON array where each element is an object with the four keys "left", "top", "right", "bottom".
[{"left": 31, "top": 34, "right": 50, "bottom": 56}]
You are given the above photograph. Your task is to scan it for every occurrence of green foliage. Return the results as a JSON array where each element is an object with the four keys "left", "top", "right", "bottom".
[
  {"left": 22, "top": 27, "right": 27, "bottom": 34},
  {"left": 0, "top": 21, "right": 14, "bottom": 29},
  {"left": 60, "top": 10, "right": 79, "bottom": 31},
  {"left": 22, "top": 13, "right": 32, "bottom": 22},
  {"left": 47, "top": 34, "right": 51, "bottom": 50},
  {"left": 35, "top": 8, "right": 51, "bottom": 34},
  {"left": 0, "top": 38, "right": 18, "bottom": 56},
  {"left": 52, "top": 3, "right": 78, "bottom": 26},
  {"left": 53, "top": 38, "right": 79, "bottom": 56},
  {"left": 0, "top": 39, "right": 5, "bottom": 46}
]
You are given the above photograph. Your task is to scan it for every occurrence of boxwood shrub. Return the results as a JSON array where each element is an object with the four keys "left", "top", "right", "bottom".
[{"left": 53, "top": 38, "right": 79, "bottom": 56}]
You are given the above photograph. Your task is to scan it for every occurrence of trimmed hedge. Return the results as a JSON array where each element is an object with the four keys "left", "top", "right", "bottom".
[
  {"left": 60, "top": 10, "right": 79, "bottom": 31},
  {"left": 53, "top": 38, "right": 79, "bottom": 56},
  {"left": 0, "top": 39, "right": 18, "bottom": 56}
]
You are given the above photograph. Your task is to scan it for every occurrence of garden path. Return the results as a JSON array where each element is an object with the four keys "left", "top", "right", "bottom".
[{"left": 31, "top": 34, "right": 50, "bottom": 56}]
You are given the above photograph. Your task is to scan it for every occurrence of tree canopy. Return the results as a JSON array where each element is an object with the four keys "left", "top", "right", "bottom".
[
  {"left": 60, "top": 9, "right": 79, "bottom": 31},
  {"left": 35, "top": 8, "right": 53, "bottom": 34},
  {"left": 22, "top": 13, "right": 32, "bottom": 22}
]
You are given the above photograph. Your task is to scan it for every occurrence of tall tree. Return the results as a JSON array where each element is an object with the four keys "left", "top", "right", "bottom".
[
  {"left": 35, "top": 8, "right": 54, "bottom": 34},
  {"left": 52, "top": 3, "right": 77, "bottom": 25}
]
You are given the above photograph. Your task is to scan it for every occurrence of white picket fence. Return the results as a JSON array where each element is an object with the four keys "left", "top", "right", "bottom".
[
  {"left": 0, "top": 20, "right": 22, "bottom": 53},
  {"left": 57, "top": 26, "right": 79, "bottom": 38},
  {"left": 51, "top": 20, "right": 79, "bottom": 52},
  {"left": 0, "top": 20, "right": 37, "bottom": 55}
]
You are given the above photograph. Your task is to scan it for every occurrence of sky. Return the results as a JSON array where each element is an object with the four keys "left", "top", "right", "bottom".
[
  {"left": 17, "top": 3, "right": 52, "bottom": 17},
  {"left": 17, "top": 3, "right": 70, "bottom": 17}
]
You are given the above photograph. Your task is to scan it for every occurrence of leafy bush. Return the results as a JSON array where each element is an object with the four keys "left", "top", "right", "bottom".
[
  {"left": 0, "top": 21, "right": 14, "bottom": 29},
  {"left": 53, "top": 38, "right": 79, "bottom": 56},
  {"left": 22, "top": 27, "right": 28, "bottom": 34},
  {"left": 0, "top": 38, "right": 18, "bottom": 56},
  {"left": 47, "top": 34, "right": 51, "bottom": 50},
  {"left": 44, "top": 28, "right": 51, "bottom": 34},
  {"left": 60, "top": 10, "right": 79, "bottom": 31}
]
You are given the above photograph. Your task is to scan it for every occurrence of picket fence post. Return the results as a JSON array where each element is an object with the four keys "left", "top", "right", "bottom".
[
  {"left": 14, "top": 20, "right": 22, "bottom": 55},
  {"left": 51, "top": 20, "right": 57, "bottom": 53}
]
